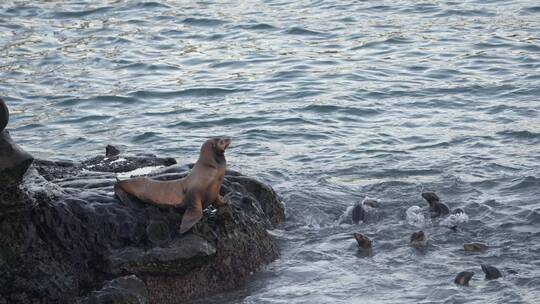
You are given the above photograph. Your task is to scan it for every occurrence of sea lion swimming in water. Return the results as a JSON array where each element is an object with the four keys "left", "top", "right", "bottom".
[
  {"left": 351, "top": 197, "right": 379, "bottom": 224},
  {"left": 421, "top": 192, "right": 450, "bottom": 217},
  {"left": 115, "top": 137, "right": 232, "bottom": 234},
  {"left": 353, "top": 233, "right": 373, "bottom": 256},
  {"left": 410, "top": 230, "right": 427, "bottom": 248},
  {"left": 464, "top": 242, "right": 488, "bottom": 252},
  {"left": 454, "top": 271, "right": 474, "bottom": 286},
  {"left": 481, "top": 264, "right": 502, "bottom": 280}
]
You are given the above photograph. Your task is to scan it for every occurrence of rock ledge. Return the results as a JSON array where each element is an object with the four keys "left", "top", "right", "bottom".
[{"left": 0, "top": 150, "right": 285, "bottom": 303}]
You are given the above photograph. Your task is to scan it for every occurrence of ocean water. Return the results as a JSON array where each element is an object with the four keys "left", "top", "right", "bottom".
[{"left": 1, "top": 0, "right": 540, "bottom": 303}]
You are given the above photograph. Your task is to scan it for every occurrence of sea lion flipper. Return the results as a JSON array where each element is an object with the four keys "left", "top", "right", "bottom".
[{"left": 179, "top": 201, "right": 203, "bottom": 234}]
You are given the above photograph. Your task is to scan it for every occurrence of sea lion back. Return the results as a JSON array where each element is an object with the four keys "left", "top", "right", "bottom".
[{"left": 117, "top": 177, "right": 185, "bottom": 206}]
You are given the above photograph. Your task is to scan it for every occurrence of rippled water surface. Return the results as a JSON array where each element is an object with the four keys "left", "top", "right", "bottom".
[{"left": 2, "top": 0, "right": 540, "bottom": 303}]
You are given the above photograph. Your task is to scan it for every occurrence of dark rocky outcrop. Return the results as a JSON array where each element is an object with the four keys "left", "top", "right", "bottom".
[
  {"left": 0, "top": 98, "right": 8, "bottom": 132},
  {"left": 0, "top": 146, "right": 285, "bottom": 303},
  {"left": 79, "top": 275, "right": 149, "bottom": 304},
  {"left": 0, "top": 130, "right": 34, "bottom": 187}
]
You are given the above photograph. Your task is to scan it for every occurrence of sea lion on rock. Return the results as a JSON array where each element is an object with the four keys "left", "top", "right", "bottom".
[
  {"left": 421, "top": 192, "right": 450, "bottom": 217},
  {"left": 454, "top": 271, "right": 474, "bottom": 286},
  {"left": 115, "top": 137, "right": 232, "bottom": 234},
  {"left": 481, "top": 264, "right": 502, "bottom": 280},
  {"left": 464, "top": 242, "right": 488, "bottom": 252}
]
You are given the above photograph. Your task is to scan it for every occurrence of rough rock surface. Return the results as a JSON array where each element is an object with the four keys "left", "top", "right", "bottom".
[{"left": 0, "top": 148, "right": 285, "bottom": 303}]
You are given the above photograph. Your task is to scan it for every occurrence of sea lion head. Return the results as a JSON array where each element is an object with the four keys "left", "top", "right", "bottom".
[
  {"left": 353, "top": 233, "right": 372, "bottom": 250},
  {"left": 421, "top": 192, "right": 440, "bottom": 207},
  {"left": 199, "top": 137, "right": 232, "bottom": 161},
  {"left": 211, "top": 137, "right": 232, "bottom": 155},
  {"left": 454, "top": 271, "right": 474, "bottom": 286},
  {"left": 410, "top": 230, "right": 425, "bottom": 243}
]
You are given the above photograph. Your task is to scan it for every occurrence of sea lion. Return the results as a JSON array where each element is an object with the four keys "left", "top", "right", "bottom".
[
  {"left": 0, "top": 98, "right": 8, "bottom": 132},
  {"left": 354, "top": 233, "right": 372, "bottom": 250},
  {"left": 115, "top": 137, "right": 232, "bottom": 234},
  {"left": 410, "top": 230, "right": 426, "bottom": 247},
  {"left": 464, "top": 242, "right": 488, "bottom": 252},
  {"left": 481, "top": 264, "right": 502, "bottom": 280},
  {"left": 363, "top": 198, "right": 379, "bottom": 208},
  {"left": 351, "top": 197, "right": 379, "bottom": 224},
  {"left": 353, "top": 233, "right": 372, "bottom": 256},
  {"left": 421, "top": 192, "right": 450, "bottom": 217},
  {"left": 454, "top": 271, "right": 474, "bottom": 286},
  {"left": 452, "top": 208, "right": 464, "bottom": 215},
  {"left": 351, "top": 203, "right": 365, "bottom": 224}
]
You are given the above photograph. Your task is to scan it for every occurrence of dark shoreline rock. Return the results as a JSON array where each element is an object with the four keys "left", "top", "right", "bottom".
[{"left": 0, "top": 149, "right": 285, "bottom": 303}]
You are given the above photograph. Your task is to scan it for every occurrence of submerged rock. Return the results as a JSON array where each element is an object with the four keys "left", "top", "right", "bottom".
[{"left": 0, "top": 150, "right": 285, "bottom": 303}]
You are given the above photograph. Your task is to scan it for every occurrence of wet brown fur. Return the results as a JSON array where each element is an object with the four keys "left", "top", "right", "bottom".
[{"left": 115, "top": 137, "right": 231, "bottom": 234}]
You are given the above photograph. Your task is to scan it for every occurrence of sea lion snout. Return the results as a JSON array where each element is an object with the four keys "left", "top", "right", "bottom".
[{"left": 216, "top": 137, "right": 231, "bottom": 152}]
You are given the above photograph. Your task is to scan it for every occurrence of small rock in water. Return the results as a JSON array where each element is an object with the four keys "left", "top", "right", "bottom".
[
  {"left": 464, "top": 242, "right": 488, "bottom": 252},
  {"left": 106, "top": 145, "right": 121, "bottom": 157},
  {"left": 410, "top": 230, "right": 426, "bottom": 247},
  {"left": 481, "top": 264, "right": 502, "bottom": 280},
  {"left": 454, "top": 271, "right": 474, "bottom": 286},
  {"left": 353, "top": 233, "right": 372, "bottom": 254},
  {"left": 351, "top": 203, "right": 366, "bottom": 224}
]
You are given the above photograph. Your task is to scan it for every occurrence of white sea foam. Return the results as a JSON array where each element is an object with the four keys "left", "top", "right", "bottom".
[
  {"left": 440, "top": 211, "right": 469, "bottom": 227},
  {"left": 406, "top": 205, "right": 430, "bottom": 228},
  {"left": 117, "top": 166, "right": 164, "bottom": 179}
]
